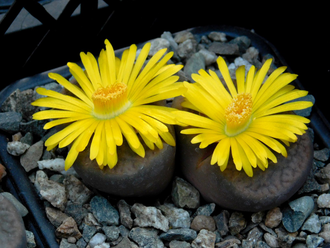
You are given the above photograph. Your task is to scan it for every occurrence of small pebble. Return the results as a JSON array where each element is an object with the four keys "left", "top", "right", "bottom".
[
  {"left": 317, "top": 193, "right": 330, "bottom": 208},
  {"left": 265, "top": 207, "right": 282, "bottom": 228}
]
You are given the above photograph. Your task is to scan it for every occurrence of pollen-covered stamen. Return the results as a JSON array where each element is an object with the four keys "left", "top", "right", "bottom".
[
  {"left": 92, "top": 82, "right": 130, "bottom": 119},
  {"left": 225, "top": 93, "right": 253, "bottom": 136}
]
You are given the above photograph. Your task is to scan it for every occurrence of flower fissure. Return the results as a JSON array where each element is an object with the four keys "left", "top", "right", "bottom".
[
  {"left": 92, "top": 82, "right": 131, "bottom": 119},
  {"left": 225, "top": 93, "right": 253, "bottom": 136}
]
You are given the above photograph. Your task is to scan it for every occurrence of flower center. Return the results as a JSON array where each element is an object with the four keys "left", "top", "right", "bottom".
[
  {"left": 92, "top": 82, "right": 130, "bottom": 119},
  {"left": 225, "top": 93, "right": 253, "bottom": 136}
]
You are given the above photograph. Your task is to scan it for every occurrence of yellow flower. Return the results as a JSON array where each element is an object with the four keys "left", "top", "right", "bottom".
[
  {"left": 175, "top": 56, "right": 313, "bottom": 177},
  {"left": 32, "top": 40, "right": 184, "bottom": 170}
]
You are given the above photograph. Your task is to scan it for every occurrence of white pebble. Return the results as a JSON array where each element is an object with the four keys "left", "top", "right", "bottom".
[
  {"left": 317, "top": 193, "right": 330, "bottom": 208},
  {"left": 37, "top": 158, "right": 76, "bottom": 175},
  {"left": 89, "top": 233, "right": 107, "bottom": 248},
  {"left": 7, "top": 141, "right": 30, "bottom": 156}
]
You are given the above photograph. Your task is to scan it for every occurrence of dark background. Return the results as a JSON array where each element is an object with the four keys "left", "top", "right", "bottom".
[{"left": 1, "top": 0, "right": 329, "bottom": 121}]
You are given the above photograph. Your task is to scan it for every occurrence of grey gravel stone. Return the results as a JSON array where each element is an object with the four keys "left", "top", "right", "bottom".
[
  {"left": 36, "top": 171, "right": 67, "bottom": 211},
  {"left": 59, "top": 238, "right": 77, "bottom": 248},
  {"left": 215, "top": 238, "right": 241, "bottom": 248},
  {"left": 0, "top": 89, "right": 38, "bottom": 121},
  {"left": 282, "top": 196, "right": 314, "bottom": 232},
  {"left": 129, "top": 227, "right": 164, "bottom": 248},
  {"left": 246, "top": 227, "right": 263, "bottom": 246},
  {"left": 149, "top": 38, "right": 170, "bottom": 56},
  {"left": 0, "top": 112, "right": 22, "bottom": 133},
  {"left": 301, "top": 213, "right": 321, "bottom": 233},
  {"left": 314, "top": 148, "right": 330, "bottom": 161},
  {"left": 117, "top": 199, "right": 133, "bottom": 229},
  {"left": 20, "top": 132, "right": 34, "bottom": 145},
  {"left": 228, "top": 36, "right": 251, "bottom": 53},
  {"left": 64, "top": 202, "right": 88, "bottom": 226},
  {"left": 251, "top": 211, "right": 265, "bottom": 224},
  {"left": 81, "top": 224, "right": 97, "bottom": 243},
  {"left": 26, "top": 230, "right": 36, "bottom": 248},
  {"left": 159, "top": 228, "right": 197, "bottom": 242},
  {"left": 112, "top": 236, "right": 138, "bottom": 248},
  {"left": 55, "top": 217, "right": 82, "bottom": 240},
  {"left": 190, "top": 215, "right": 216, "bottom": 231},
  {"left": 306, "top": 234, "right": 324, "bottom": 248},
  {"left": 191, "top": 229, "right": 216, "bottom": 248},
  {"left": 157, "top": 203, "right": 190, "bottom": 229},
  {"left": 131, "top": 203, "right": 169, "bottom": 232},
  {"left": 174, "top": 30, "right": 195, "bottom": 43},
  {"left": 193, "top": 203, "right": 216, "bottom": 217},
  {"left": 102, "top": 226, "right": 120, "bottom": 241},
  {"left": 20, "top": 140, "right": 43, "bottom": 172},
  {"left": 315, "top": 163, "right": 330, "bottom": 184},
  {"left": 177, "top": 38, "right": 197, "bottom": 59},
  {"left": 63, "top": 175, "right": 93, "bottom": 205},
  {"left": 198, "top": 48, "right": 217, "bottom": 66},
  {"left": 184, "top": 52, "right": 205, "bottom": 82},
  {"left": 263, "top": 233, "right": 279, "bottom": 248},
  {"left": 213, "top": 210, "right": 230, "bottom": 236},
  {"left": 45, "top": 207, "right": 69, "bottom": 228},
  {"left": 169, "top": 240, "right": 191, "bottom": 248},
  {"left": 264, "top": 207, "right": 282, "bottom": 228},
  {"left": 208, "top": 31, "right": 227, "bottom": 42},
  {"left": 90, "top": 196, "right": 119, "bottom": 226},
  {"left": 229, "top": 212, "right": 247, "bottom": 235},
  {"left": 172, "top": 177, "right": 200, "bottom": 209},
  {"left": 208, "top": 42, "right": 239, "bottom": 55},
  {"left": 275, "top": 227, "right": 296, "bottom": 248}
]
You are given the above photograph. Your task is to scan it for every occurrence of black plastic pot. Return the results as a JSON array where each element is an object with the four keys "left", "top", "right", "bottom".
[{"left": 0, "top": 25, "right": 329, "bottom": 248}]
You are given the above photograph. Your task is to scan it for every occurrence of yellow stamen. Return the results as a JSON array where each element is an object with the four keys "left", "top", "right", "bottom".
[
  {"left": 92, "top": 82, "right": 130, "bottom": 119},
  {"left": 225, "top": 93, "right": 253, "bottom": 136}
]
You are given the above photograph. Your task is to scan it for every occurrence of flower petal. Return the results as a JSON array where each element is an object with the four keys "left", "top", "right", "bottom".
[
  {"left": 104, "top": 39, "right": 117, "bottom": 85},
  {"left": 236, "top": 65, "right": 246, "bottom": 94},
  {"left": 217, "top": 56, "right": 237, "bottom": 97}
]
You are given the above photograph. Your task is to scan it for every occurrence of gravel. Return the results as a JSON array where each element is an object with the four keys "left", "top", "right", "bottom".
[{"left": 0, "top": 29, "right": 329, "bottom": 248}]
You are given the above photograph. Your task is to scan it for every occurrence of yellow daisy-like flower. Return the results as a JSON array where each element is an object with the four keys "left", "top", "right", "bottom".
[
  {"left": 32, "top": 40, "right": 184, "bottom": 170},
  {"left": 175, "top": 56, "right": 313, "bottom": 177}
]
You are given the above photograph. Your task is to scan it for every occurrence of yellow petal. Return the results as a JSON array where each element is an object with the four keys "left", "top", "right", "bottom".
[
  {"left": 32, "top": 97, "right": 89, "bottom": 114},
  {"left": 236, "top": 65, "right": 246, "bottom": 94},
  {"left": 104, "top": 120, "right": 117, "bottom": 155},
  {"left": 65, "top": 134, "right": 84, "bottom": 170},
  {"left": 48, "top": 72, "right": 93, "bottom": 104},
  {"left": 104, "top": 39, "right": 117, "bottom": 85},
  {"left": 253, "top": 66, "right": 288, "bottom": 107},
  {"left": 110, "top": 118, "right": 123, "bottom": 146},
  {"left": 98, "top": 49, "right": 110, "bottom": 87},
  {"left": 230, "top": 138, "right": 242, "bottom": 171},
  {"left": 127, "top": 42, "right": 151, "bottom": 89},
  {"left": 259, "top": 101, "right": 313, "bottom": 117},
  {"left": 211, "top": 138, "right": 230, "bottom": 166},
  {"left": 33, "top": 110, "right": 89, "bottom": 121},
  {"left": 67, "top": 62, "right": 94, "bottom": 98},
  {"left": 250, "top": 58, "right": 272, "bottom": 99},
  {"left": 80, "top": 52, "right": 102, "bottom": 89},
  {"left": 35, "top": 87, "right": 92, "bottom": 110},
  {"left": 90, "top": 121, "right": 104, "bottom": 160},
  {"left": 216, "top": 56, "right": 237, "bottom": 97},
  {"left": 76, "top": 121, "right": 99, "bottom": 152},
  {"left": 245, "top": 65, "right": 256, "bottom": 93},
  {"left": 115, "top": 116, "right": 141, "bottom": 149}
]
